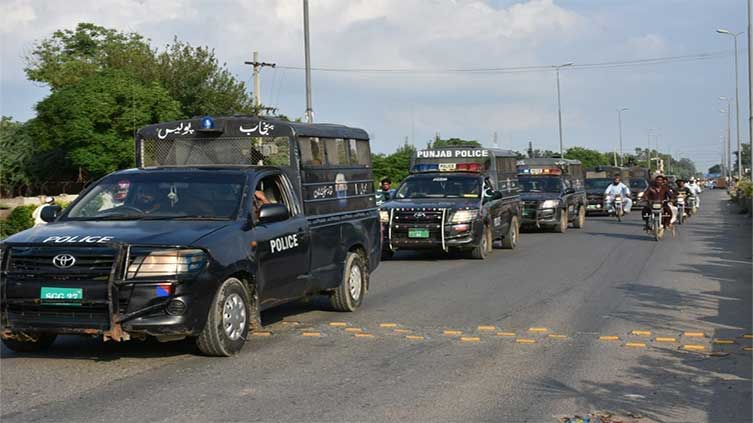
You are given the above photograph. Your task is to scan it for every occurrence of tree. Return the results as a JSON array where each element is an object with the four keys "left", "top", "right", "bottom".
[
  {"left": 564, "top": 147, "right": 610, "bottom": 168},
  {"left": 428, "top": 136, "right": 481, "bottom": 149},
  {"left": 734, "top": 143, "right": 751, "bottom": 177},
  {"left": 29, "top": 71, "right": 181, "bottom": 178},
  {"left": 372, "top": 142, "right": 416, "bottom": 185},
  {"left": 0, "top": 117, "right": 37, "bottom": 194}
]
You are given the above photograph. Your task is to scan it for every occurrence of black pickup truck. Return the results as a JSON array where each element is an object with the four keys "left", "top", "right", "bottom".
[{"left": 1, "top": 116, "right": 381, "bottom": 356}]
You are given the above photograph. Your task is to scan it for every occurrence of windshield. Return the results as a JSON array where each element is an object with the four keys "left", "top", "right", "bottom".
[
  {"left": 585, "top": 178, "right": 613, "bottom": 190},
  {"left": 396, "top": 175, "right": 481, "bottom": 199},
  {"left": 65, "top": 171, "right": 245, "bottom": 221},
  {"left": 518, "top": 176, "right": 561, "bottom": 193},
  {"left": 629, "top": 179, "right": 648, "bottom": 189}
]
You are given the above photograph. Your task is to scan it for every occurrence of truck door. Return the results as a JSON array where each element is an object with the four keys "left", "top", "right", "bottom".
[
  {"left": 252, "top": 172, "right": 310, "bottom": 305},
  {"left": 483, "top": 177, "right": 507, "bottom": 238}
]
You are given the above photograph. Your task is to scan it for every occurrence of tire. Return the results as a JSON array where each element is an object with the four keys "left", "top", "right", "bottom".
[
  {"left": 468, "top": 225, "right": 492, "bottom": 259},
  {"left": 572, "top": 205, "right": 586, "bottom": 229},
  {"left": 330, "top": 252, "right": 368, "bottom": 312},
  {"left": 1, "top": 333, "right": 57, "bottom": 353},
  {"left": 678, "top": 206, "right": 684, "bottom": 225},
  {"left": 196, "top": 277, "right": 251, "bottom": 357},
  {"left": 553, "top": 209, "right": 568, "bottom": 233},
  {"left": 500, "top": 216, "right": 518, "bottom": 249},
  {"left": 616, "top": 208, "right": 623, "bottom": 222}
]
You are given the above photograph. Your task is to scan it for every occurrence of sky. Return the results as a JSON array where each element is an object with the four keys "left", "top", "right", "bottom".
[{"left": 0, "top": 0, "right": 750, "bottom": 172}]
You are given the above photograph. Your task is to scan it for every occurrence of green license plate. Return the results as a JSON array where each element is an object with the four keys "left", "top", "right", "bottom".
[
  {"left": 408, "top": 228, "right": 430, "bottom": 238},
  {"left": 40, "top": 287, "right": 83, "bottom": 306}
]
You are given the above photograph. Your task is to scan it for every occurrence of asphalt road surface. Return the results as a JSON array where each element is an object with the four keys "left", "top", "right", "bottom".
[{"left": 2, "top": 190, "right": 751, "bottom": 422}]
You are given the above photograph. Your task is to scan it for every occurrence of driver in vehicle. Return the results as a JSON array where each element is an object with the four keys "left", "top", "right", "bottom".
[{"left": 132, "top": 184, "right": 165, "bottom": 214}]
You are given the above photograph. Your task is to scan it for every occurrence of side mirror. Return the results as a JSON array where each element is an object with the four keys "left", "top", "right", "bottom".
[
  {"left": 565, "top": 188, "right": 575, "bottom": 195},
  {"left": 40, "top": 205, "right": 62, "bottom": 223},
  {"left": 257, "top": 203, "right": 289, "bottom": 224}
]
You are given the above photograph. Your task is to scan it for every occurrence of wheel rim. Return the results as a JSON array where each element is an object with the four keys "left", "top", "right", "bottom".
[
  {"left": 222, "top": 293, "right": 247, "bottom": 341},
  {"left": 348, "top": 265, "right": 362, "bottom": 301},
  {"left": 579, "top": 208, "right": 585, "bottom": 226},
  {"left": 511, "top": 224, "right": 517, "bottom": 246}
]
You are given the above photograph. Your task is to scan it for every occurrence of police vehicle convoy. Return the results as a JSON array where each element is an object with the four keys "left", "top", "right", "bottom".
[
  {"left": 584, "top": 166, "right": 629, "bottom": 215},
  {"left": 379, "top": 146, "right": 521, "bottom": 260},
  {"left": 516, "top": 158, "right": 587, "bottom": 232},
  {"left": 0, "top": 116, "right": 381, "bottom": 356}
]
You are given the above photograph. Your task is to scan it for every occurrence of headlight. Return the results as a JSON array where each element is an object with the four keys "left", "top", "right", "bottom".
[
  {"left": 451, "top": 209, "right": 478, "bottom": 223},
  {"left": 379, "top": 210, "right": 390, "bottom": 223},
  {"left": 127, "top": 248, "right": 207, "bottom": 279},
  {"left": 638, "top": 192, "right": 644, "bottom": 198},
  {"left": 540, "top": 199, "right": 560, "bottom": 209}
]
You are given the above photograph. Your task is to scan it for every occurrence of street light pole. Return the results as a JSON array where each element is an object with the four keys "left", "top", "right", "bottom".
[
  {"left": 717, "top": 28, "right": 744, "bottom": 179},
  {"left": 303, "top": 0, "right": 314, "bottom": 123},
  {"left": 720, "top": 96, "right": 732, "bottom": 179},
  {"left": 748, "top": 0, "right": 752, "bottom": 179},
  {"left": 554, "top": 63, "right": 573, "bottom": 157},
  {"left": 617, "top": 108, "right": 629, "bottom": 166}
]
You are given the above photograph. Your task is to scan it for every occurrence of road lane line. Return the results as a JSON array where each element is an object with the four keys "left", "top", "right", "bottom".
[
  {"left": 477, "top": 325, "right": 497, "bottom": 332},
  {"left": 443, "top": 330, "right": 463, "bottom": 336},
  {"left": 460, "top": 336, "right": 481, "bottom": 342},
  {"left": 329, "top": 322, "right": 348, "bottom": 327},
  {"left": 345, "top": 328, "right": 363, "bottom": 333},
  {"left": 625, "top": 342, "right": 646, "bottom": 348},
  {"left": 655, "top": 337, "right": 677, "bottom": 343},
  {"left": 712, "top": 339, "right": 735, "bottom": 344},
  {"left": 528, "top": 327, "right": 548, "bottom": 333},
  {"left": 393, "top": 329, "right": 412, "bottom": 334},
  {"left": 631, "top": 330, "right": 652, "bottom": 336},
  {"left": 251, "top": 331, "right": 272, "bottom": 337},
  {"left": 406, "top": 335, "right": 425, "bottom": 340},
  {"left": 302, "top": 332, "right": 321, "bottom": 337},
  {"left": 496, "top": 332, "right": 516, "bottom": 337},
  {"left": 682, "top": 344, "right": 706, "bottom": 351},
  {"left": 548, "top": 334, "right": 567, "bottom": 339},
  {"left": 683, "top": 331, "right": 705, "bottom": 338},
  {"left": 379, "top": 323, "right": 398, "bottom": 328},
  {"left": 355, "top": 333, "right": 375, "bottom": 338},
  {"left": 516, "top": 338, "right": 536, "bottom": 344},
  {"left": 599, "top": 336, "right": 620, "bottom": 341}
]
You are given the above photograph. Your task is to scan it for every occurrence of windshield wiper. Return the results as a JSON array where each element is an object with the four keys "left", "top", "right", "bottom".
[
  {"left": 169, "top": 216, "right": 230, "bottom": 221},
  {"left": 87, "top": 215, "right": 146, "bottom": 221}
]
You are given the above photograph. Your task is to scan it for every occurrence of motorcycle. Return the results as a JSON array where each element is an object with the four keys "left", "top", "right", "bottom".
[
  {"left": 606, "top": 194, "right": 624, "bottom": 222},
  {"left": 649, "top": 201, "right": 666, "bottom": 241},
  {"left": 688, "top": 196, "right": 698, "bottom": 216},
  {"left": 676, "top": 193, "right": 686, "bottom": 225}
]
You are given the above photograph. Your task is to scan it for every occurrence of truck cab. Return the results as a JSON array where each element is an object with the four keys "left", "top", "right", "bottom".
[
  {"left": 379, "top": 147, "right": 521, "bottom": 260},
  {"left": 1, "top": 116, "right": 380, "bottom": 356},
  {"left": 516, "top": 158, "right": 587, "bottom": 232}
]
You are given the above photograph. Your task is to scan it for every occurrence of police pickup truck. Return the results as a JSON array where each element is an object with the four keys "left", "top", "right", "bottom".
[
  {"left": 516, "top": 158, "right": 587, "bottom": 232},
  {"left": 1, "top": 116, "right": 381, "bottom": 356},
  {"left": 379, "top": 147, "right": 521, "bottom": 259}
]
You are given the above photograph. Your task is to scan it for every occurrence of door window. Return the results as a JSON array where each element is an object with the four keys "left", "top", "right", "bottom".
[{"left": 254, "top": 175, "right": 293, "bottom": 220}]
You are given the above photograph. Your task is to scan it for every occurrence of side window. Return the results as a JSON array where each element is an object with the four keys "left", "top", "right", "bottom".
[
  {"left": 254, "top": 175, "right": 291, "bottom": 220},
  {"left": 299, "top": 137, "right": 323, "bottom": 166},
  {"left": 324, "top": 138, "right": 348, "bottom": 165}
]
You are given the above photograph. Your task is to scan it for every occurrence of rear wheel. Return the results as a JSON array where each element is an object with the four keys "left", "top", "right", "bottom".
[
  {"left": 553, "top": 209, "right": 568, "bottom": 233},
  {"left": 500, "top": 216, "right": 518, "bottom": 249},
  {"left": 196, "top": 277, "right": 251, "bottom": 357},
  {"left": 678, "top": 206, "right": 684, "bottom": 225},
  {"left": 1, "top": 333, "right": 57, "bottom": 353},
  {"left": 572, "top": 205, "right": 586, "bottom": 229},
  {"left": 330, "top": 252, "right": 367, "bottom": 312},
  {"left": 468, "top": 225, "right": 492, "bottom": 259}
]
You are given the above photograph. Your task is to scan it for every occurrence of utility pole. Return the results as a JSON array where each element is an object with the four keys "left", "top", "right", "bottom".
[
  {"left": 721, "top": 98, "right": 732, "bottom": 179},
  {"left": 303, "top": 0, "right": 314, "bottom": 123},
  {"left": 717, "top": 28, "right": 744, "bottom": 179},
  {"left": 553, "top": 63, "right": 573, "bottom": 157},
  {"left": 617, "top": 108, "right": 628, "bottom": 166},
  {"left": 528, "top": 141, "right": 534, "bottom": 158},
  {"left": 748, "top": 0, "right": 752, "bottom": 178},
  {"left": 244, "top": 51, "right": 276, "bottom": 110},
  {"left": 493, "top": 131, "right": 498, "bottom": 148}
]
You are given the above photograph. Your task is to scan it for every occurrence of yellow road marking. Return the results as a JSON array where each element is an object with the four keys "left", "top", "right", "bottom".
[
  {"left": 712, "top": 339, "right": 735, "bottom": 345},
  {"left": 460, "top": 336, "right": 481, "bottom": 342},
  {"left": 251, "top": 331, "right": 272, "bottom": 337},
  {"left": 344, "top": 328, "right": 363, "bottom": 333},
  {"left": 354, "top": 333, "right": 375, "bottom": 338},
  {"left": 683, "top": 331, "right": 705, "bottom": 338},
  {"left": 528, "top": 327, "right": 548, "bottom": 333},
  {"left": 329, "top": 322, "right": 348, "bottom": 327},
  {"left": 282, "top": 321, "right": 301, "bottom": 325},
  {"left": 655, "top": 337, "right": 677, "bottom": 343},
  {"left": 742, "top": 334, "right": 753, "bottom": 339},
  {"left": 599, "top": 336, "right": 620, "bottom": 341},
  {"left": 625, "top": 342, "right": 646, "bottom": 348},
  {"left": 301, "top": 332, "right": 321, "bottom": 337},
  {"left": 631, "top": 330, "right": 652, "bottom": 336},
  {"left": 743, "top": 347, "right": 753, "bottom": 352},
  {"left": 496, "top": 332, "right": 516, "bottom": 337},
  {"left": 443, "top": 330, "right": 463, "bottom": 336},
  {"left": 393, "top": 329, "right": 412, "bottom": 334},
  {"left": 406, "top": 335, "right": 425, "bottom": 340},
  {"left": 379, "top": 323, "right": 398, "bottom": 328},
  {"left": 682, "top": 344, "right": 706, "bottom": 351},
  {"left": 548, "top": 334, "right": 567, "bottom": 339},
  {"left": 477, "top": 325, "right": 497, "bottom": 332},
  {"left": 516, "top": 338, "right": 536, "bottom": 344}
]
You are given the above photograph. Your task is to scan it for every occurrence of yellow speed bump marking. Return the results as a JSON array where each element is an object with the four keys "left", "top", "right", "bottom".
[
  {"left": 516, "top": 338, "right": 536, "bottom": 344},
  {"left": 742, "top": 334, "right": 753, "bottom": 339},
  {"left": 683, "top": 331, "right": 705, "bottom": 338},
  {"left": 713, "top": 339, "right": 736, "bottom": 345},
  {"left": 251, "top": 331, "right": 272, "bottom": 337},
  {"left": 528, "top": 327, "right": 548, "bottom": 333},
  {"left": 599, "top": 336, "right": 620, "bottom": 341},
  {"left": 406, "top": 335, "right": 425, "bottom": 341},
  {"left": 282, "top": 321, "right": 301, "bottom": 326},
  {"left": 393, "top": 329, "right": 412, "bottom": 334},
  {"left": 682, "top": 344, "right": 706, "bottom": 351},
  {"left": 743, "top": 347, "right": 753, "bottom": 352},
  {"left": 354, "top": 333, "right": 375, "bottom": 338},
  {"left": 329, "top": 322, "right": 348, "bottom": 327},
  {"left": 548, "top": 334, "right": 567, "bottom": 340},
  {"left": 496, "top": 332, "right": 516, "bottom": 337},
  {"left": 443, "top": 330, "right": 463, "bottom": 336},
  {"left": 631, "top": 330, "right": 652, "bottom": 337},
  {"left": 460, "top": 336, "right": 481, "bottom": 343},
  {"left": 301, "top": 332, "right": 321, "bottom": 337},
  {"left": 344, "top": 328, "right": 363, "bottom": 333},
  {"left": 379, "top": 323, "right": 398, "bottom": 328},
  {"left": 625, "top": 342, "right": 647, "bottom": 348},
  {"left": 477, "top": 325, "right": 497, "bottom": 332},
  {"left": 655, "top": 337, "right": 677, "bottom": 343}
]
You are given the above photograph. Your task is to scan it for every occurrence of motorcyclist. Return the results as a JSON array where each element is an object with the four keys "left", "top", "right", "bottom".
[
  {"left": 675, "top": 179, "right": 695, "bottom": 217},
  {"left": 687, "top": 177, "right": 702, "bottom": 208},
  {"left": 642, "top": 175, "right": 672, "bottom": 230},
  {"left": 603, "top": 174, "right": 632, "bottom": 213}
]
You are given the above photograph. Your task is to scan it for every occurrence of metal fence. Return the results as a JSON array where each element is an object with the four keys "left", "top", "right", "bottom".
[{"left": 139, "top": 137, "right": 291, "bottom": 168}]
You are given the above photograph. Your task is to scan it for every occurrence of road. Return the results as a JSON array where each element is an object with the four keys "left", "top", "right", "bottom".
[{"left": 2, "top": 190, "right": 751, "bottom": 422}]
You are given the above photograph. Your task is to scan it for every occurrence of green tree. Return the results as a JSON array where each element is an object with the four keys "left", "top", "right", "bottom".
[
  {"left": 564, "top": 147, "right": 610, "bottom": 168},
  {"left": 734, "top": 143, "right": 751, "bottom": 177},
  {"left": 428, "top": 136, "right": 481, "bottom": 149},
  {"left": 372, "top": 143, "right": 416, "bottom": 186},
  {"left": 0, "top": 117, "right": 36, "bottom": 192},
  {"left": 29, "top": 71, "right": 181, "bottom": 178}
]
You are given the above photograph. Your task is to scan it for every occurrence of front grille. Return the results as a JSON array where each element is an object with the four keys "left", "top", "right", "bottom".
[
  {"left": 390, "top": 209, "right": 445, "bottom": 244},
  {"left": 8, "top": 247, "right": 116, "bottom": 281},
  {"left": 393, "top": 209, "right": 444, "bottom": 224},
  {"left": 587, "top": 194, "right": 604, "bottom": 204}
]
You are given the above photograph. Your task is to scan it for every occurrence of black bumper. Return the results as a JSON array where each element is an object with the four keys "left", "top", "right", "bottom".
[
  {"left": 520, "top": 207, "right": 559, "bottom": 226},
  {"left": 382, "top": 220, "right": 484, "bottom": 252}
]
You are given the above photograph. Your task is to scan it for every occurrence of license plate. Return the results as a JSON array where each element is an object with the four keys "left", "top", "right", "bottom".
[
  {"left": 40, "top": 287, "right": 83, "bottom": 306},
  {"left": 587, "top": 204, "right": 597, "bottom": 209},
  {"left": 408, "top": 228, "right": 430, "bottom": 238},
  {"left": 652, "top": 203, "right": 662, "bottom": 209}
]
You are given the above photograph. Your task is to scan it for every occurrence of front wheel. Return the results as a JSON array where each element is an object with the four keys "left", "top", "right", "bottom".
[
  {"left": 1, "top": 333, "right": 57, "bottom": 353},
  {"left": 572, "top": 205, "right": 586, "bottom": 229},
  {"left": 330, "top": 252, "right": 368, "bottom": 312},
  {"left": 468, "top": 225, "right": 492, "bottom": 259},
  {"left": 678, "top": 207, "right": 685, "bottom": 225},
  {"left": 500, "top": 216, "right": 519, "bottom": 249},
  {"left": 616, "top": 207, "right": 623, "bottom": 222},
  {"left": 196, "top": 277, "right": 251, "bottom": 357},
  {"left": 553, "top": 209, "right": 568, "bottom": 233},
  {"left": 653, "top": 219, "right": 664, "bottom": 241}
]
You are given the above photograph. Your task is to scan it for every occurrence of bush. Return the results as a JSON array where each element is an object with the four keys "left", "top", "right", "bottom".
[{"left": 0, "top": 205, "right": 38, "bottom": 239}]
